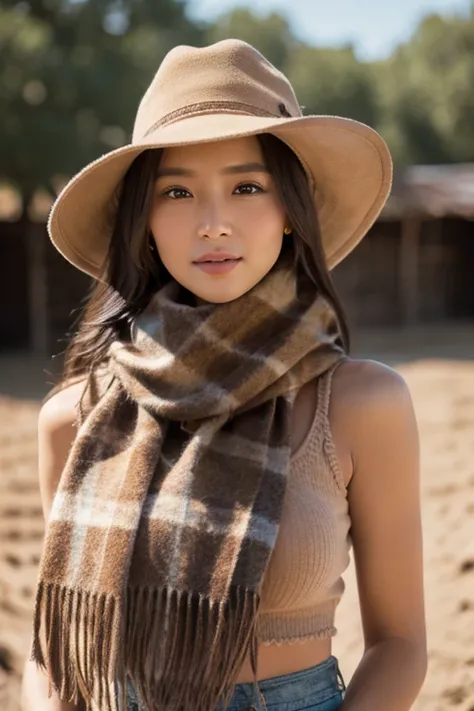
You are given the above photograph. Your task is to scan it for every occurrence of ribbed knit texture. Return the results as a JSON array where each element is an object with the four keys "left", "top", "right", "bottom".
[{"left": 257, "top": 363, "right": 352, "bottom": 644}]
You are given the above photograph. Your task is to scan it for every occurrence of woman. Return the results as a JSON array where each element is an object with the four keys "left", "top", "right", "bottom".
[{"left": 23, "top": 39, "right": 427, "bottom": 711}]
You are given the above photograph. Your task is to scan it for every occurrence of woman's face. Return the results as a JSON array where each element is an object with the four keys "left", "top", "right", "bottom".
[{"left": 148, "top": 136, "right": 287, "bottom": 303}]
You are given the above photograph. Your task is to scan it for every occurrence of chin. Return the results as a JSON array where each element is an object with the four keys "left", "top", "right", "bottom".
[
  {"left": 178, "top": 268, "right": 272, "bottom": 304},
  {"left": 194, "top": 287, "right": 248, "bottom": 304},
  {"left": 193, "top": 276, "right": 263, "bottom": 303}
]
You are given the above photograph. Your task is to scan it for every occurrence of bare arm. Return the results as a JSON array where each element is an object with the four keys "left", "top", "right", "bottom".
[
  {"left": 333, "top": 360, "right": 427, "bottom": 711},
  {"left": 21, "top": 382, "right": 85, "bottom": 711}
]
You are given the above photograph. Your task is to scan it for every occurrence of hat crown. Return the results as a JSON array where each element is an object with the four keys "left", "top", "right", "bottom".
[{"left": 132, "top": 39, "right": 302, "bottom": 142}]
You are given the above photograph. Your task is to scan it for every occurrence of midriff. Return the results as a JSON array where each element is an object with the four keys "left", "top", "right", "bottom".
[{"left": 235, "top": 637, "right": 332, "bottom": 683}]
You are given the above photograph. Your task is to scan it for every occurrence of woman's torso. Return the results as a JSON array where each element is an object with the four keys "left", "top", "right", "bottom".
[
  {"left": 235, "top": 361, "right": 353, "bottom": 682},
  {"left": 47, "top": 359, "right": 354, "bottom": 688}
]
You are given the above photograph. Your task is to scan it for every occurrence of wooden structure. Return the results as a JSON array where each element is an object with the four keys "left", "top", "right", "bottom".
[
  {"left": 1, "top": 164, "right": 473, "bottom": 355},
  {"left": 333, "top": 216, "right": 474, "bottom": 328},
  {"left": 333, "top": 164, "right": 474, "bottom": 328},
  {"left": 0, "top": 221, "right": 90, "bottom": 354}
]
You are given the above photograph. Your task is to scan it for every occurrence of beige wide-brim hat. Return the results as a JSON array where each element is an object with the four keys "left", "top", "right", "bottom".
[{"left": 48, "top": 39, "right": 393, "bottom": 279}]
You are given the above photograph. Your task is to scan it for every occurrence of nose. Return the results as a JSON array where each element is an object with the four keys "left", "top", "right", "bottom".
[{"left": 197, "top": 198, "right": 232, "bottom": 240}]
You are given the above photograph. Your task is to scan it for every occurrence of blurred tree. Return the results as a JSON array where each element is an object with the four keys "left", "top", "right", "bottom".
[
  {"left": 285, "top": 44, "right": 379, "bottom": 127},
  {"left": 375, "top": 7, "right": 474, "bottom": 164},
  {"left": 2, "top": 0, "right": 474, "bottom": 212},
  {"left": 0, "top": 0, "right": 204, "bottom": 216}
]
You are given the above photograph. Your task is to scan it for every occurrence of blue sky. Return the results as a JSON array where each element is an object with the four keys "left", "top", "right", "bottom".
[{"left": 186, "top": 0, "right": 472, "bottom": 60}]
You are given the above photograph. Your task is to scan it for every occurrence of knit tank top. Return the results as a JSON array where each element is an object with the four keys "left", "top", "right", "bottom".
[{"left": 256, "top": 362, "right": 352, "bottom": 645}]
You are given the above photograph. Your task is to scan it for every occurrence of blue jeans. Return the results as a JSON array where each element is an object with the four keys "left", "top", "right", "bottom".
[{"left": 126, "top": 655, "right": 346, "bottom": 710}]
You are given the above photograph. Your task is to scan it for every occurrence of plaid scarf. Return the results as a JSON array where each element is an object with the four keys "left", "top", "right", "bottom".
[{"left": 31, "top": 251, "right": 344, "bottom": 711}]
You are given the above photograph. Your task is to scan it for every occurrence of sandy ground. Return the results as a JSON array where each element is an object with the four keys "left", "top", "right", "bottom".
[{"left": 1, "top": 324, "right": 474, "bottom": 710}]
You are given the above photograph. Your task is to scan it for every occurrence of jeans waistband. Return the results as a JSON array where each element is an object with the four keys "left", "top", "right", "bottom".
[{"left": 218, "top": 655, "right": 346, "bottom": 711}]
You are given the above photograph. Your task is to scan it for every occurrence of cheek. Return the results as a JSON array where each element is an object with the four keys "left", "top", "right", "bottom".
[
  {"left": 242, "top": 201, "right": 285, "bottom": 247},
  {"left": 149, "top": 204, "right": 190, "bottom": 257}
]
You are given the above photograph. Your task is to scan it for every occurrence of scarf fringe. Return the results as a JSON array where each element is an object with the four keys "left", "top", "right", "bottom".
[
  {"left": 31, "top": 581, "right": 261, "bottom": 711},
  {"left": 127, "top": 585, "right": 260, "bottom": 711},
  {"left": 31, "top": 581, "right": 123, "bottom": 710}
]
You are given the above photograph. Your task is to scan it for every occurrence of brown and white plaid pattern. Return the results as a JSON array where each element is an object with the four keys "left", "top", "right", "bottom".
[{"left": 31, "top": 252, "right": 343, "bottom": 711}]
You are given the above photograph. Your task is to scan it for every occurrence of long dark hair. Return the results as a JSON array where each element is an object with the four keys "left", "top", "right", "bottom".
[{"left": 59, "top": 134, "right": 350, "bottom": 386}]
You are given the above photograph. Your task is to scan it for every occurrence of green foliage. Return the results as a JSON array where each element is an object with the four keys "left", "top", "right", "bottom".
[
  {"left": 1, "top": 0, "right": 474, "bottom": 208},
  {"left": 378, "top": 9, "right": 474, "bottom": 163},
  {"left": 284, "top": 44, "right": 379, "bottom": 127},
  {"left": 0, "top": 0, "right": 202, "bottom": 206}
]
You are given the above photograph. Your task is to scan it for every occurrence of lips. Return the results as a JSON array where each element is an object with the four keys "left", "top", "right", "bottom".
[
  {"left": 193, "top": 252, "right": 241, "bottom": 263},
  {"left": 193, "top": 257, "right": 242, "bottom": 275}
]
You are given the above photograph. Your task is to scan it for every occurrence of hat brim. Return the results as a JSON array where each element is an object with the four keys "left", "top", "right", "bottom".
[{"left": 48, "top": 113, "right": 393, "bottom": 278}]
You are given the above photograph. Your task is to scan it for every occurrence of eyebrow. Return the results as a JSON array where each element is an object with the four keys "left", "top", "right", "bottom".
[{"left": 156, "top": 162, "right": 270, "bottom": 178}]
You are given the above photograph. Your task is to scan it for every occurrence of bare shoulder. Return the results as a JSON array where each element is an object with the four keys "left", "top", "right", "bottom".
[
  {"left": 331, "top": 357, "right": 414, "bottom": 414},
  {"left": 37, "top": 378, "right": 87, "bottom": 519},
  {"left": 38, "top": 378, "right": 87, "bottom": 434},
  {"left": 328, "top": 358, "right": 418, "bottom": 481}
]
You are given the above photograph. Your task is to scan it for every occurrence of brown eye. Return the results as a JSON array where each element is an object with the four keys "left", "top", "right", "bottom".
[
  {"left": 234, "top": 183, "right": 264, "bottom": 195},
  {"left": 163, "top": 187, "right": 191, "bottom": 199}
]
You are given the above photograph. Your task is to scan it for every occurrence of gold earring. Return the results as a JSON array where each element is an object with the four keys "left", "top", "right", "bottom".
[{"left": 283, "top": 226, "right": 292, "bottom": 235}]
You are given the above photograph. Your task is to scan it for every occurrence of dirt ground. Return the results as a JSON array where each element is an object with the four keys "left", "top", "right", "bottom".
[{"left": 1, "top": 323, "right": 474, "bottom": 710}]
